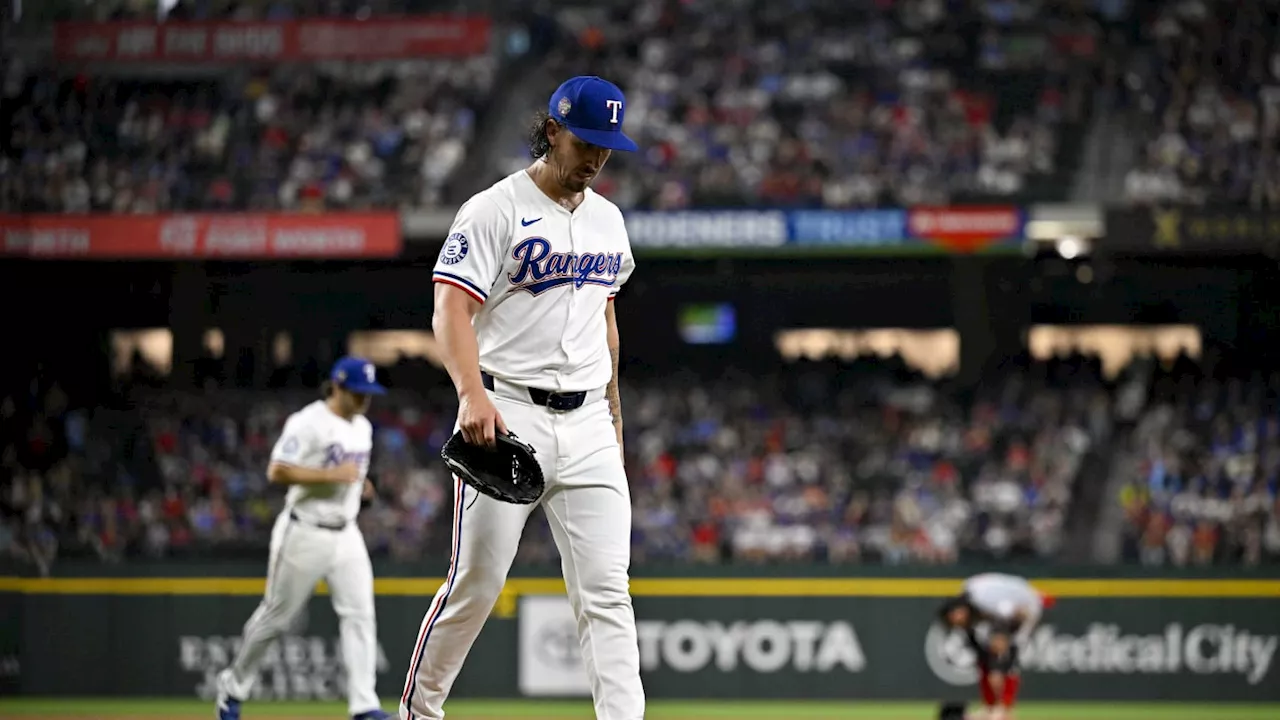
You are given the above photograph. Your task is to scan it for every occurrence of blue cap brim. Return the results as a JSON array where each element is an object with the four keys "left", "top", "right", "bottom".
[
  {"left": 566, "top": 124, "right": 638, "bottom": 152},
  {"left": 341, "top": 381, "right": 386, "bottom": 395}
]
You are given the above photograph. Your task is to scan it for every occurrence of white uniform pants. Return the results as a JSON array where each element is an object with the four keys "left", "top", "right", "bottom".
[
  {"left": 219, "top": 510, "right": 382, "bottom": 715},
  {"left": 399, "top": 379, "right": 644, "bottom": 720}
]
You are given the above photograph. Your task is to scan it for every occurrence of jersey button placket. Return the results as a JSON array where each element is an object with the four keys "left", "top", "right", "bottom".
[{"left": 556, "top": 212, "right": 578, "bottom": 391}]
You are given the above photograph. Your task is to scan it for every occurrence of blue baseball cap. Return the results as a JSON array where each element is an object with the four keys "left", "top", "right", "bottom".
[
  {"left": 548, "top": 75, "right": 638, "bottom": 152},
  {"left": 330, "top": 356, "right": 386, "bottom": 395}
]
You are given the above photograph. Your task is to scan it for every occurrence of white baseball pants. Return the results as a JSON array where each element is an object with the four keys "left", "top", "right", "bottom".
[
  {"left": 399, "top": 378, "right": 645, "bottom": 720},
  {"left": 218, "top": 511, "right": 382, "bottom": 716}
]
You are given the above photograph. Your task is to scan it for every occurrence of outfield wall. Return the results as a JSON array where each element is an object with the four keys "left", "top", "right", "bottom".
[{"left": 2, "top": 568, "right": 1279, "bottom": 702}]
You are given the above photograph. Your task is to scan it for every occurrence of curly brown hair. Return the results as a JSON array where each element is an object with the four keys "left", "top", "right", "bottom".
[{"left": 527, "top": 110, "right": 554, "bottom": 160}]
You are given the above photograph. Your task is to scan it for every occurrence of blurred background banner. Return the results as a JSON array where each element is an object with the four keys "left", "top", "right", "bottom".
[
  {"left": 53, "top": 16, "right": 492, "bottom": 62},
  {"left": 1104, "top": 208, "right": 1280, "bottom": 256},
  {"left": 0, "top": 213, "right": 402, "bottom": 259},
  {"left": 787, "top": 209, "right": 908, "bottom": 249},
  {"left": 905, "top": 206, "right": 1025, "bottom": 253},
  {"left": 623, "top": 210, "right": 789, "bottom": 250},
  {"left": 621, "top": 207, "right": 1024, "bottom": 253}
]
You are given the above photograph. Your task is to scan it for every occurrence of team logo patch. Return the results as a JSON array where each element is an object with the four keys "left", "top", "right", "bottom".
[
  {"left": 281, "top": 436, "right": 299, "bottom": 457},
  {"left": 440, "top": 232, "right": 469, "bottom": 265},
  {"left": 557, "top": 97, "right": 572, "bottom": 117}
]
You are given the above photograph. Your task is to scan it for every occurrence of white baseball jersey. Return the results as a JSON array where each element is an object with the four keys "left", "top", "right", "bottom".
[
  {"left": 964, "top": 572, "right": 1043, "bottom": 621},
  {"left": 269, "top": 400, "right": 373, "bottom": 525},
  {"left": 431, "top": 168, "right": 635, "bottom": 392}
]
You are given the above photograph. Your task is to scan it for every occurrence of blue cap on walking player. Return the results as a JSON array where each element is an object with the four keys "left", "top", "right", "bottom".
[
  {"left": 330, "top": 356, "right": 386, "bottom": 395},
  {"left": 548, "top": 76, "right": 638, "bottom": 152}
]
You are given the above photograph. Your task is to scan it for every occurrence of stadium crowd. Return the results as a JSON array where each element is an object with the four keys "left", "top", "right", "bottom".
[
  {"left": 5, "top": 0, "right": 1111, "bottom": 213},
  {"left": 23, "top": 0, "right": 1280, "bottom": 210},
  {"left": 1, "top": 56, "right": 495, "bottom": 214},
  {"left": 1116, "top": 356, "right": 1280, "bottom": 566},
  {"left": 2, "top": 353, "right": 1103, "bottom": 573},
  {"left": 518, "top": 0, "right": 1103, "bottom": 209},
  {"left": 1121, "top": 0, "right": 1280, "bottom": 207},
  {"left": 11, "top": 348, "right": 1280, "bottom": 573}
]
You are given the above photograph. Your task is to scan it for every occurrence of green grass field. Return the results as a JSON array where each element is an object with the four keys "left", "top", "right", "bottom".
[{"left": 1, "top": 699, "right": 1278, "bottom": 719}]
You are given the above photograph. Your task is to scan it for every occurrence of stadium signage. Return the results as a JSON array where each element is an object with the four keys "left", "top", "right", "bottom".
[
  {"left": 623, "top": 208, "right": 1023, "bottom": 251},
  {"left": 517, "top": 596, "right": 865, "bottom": 697},
  {"left": 6, "top": 574, "right": 1280, "bottom": 701},
  {"left": 926, "top": 623, "right": 1278, "bottom": 686},
  {"left": 906, "top": 206, "right": 1024, "bottom": 251},
  {"left": 179, "top": 634, "right": 392, "bottom": 701},
  {"left": 1105, "top": 208, "right": 1280, "bottom": 254},
  {"left": 1023, "top": 623, "right": 1277, "bottom": 684},
  {"left": 789, "top": 210, "right": 907, "bottom": 246},
  {"left": 624, "top": 211, "right": 788, "bottom": 248},
  {"left": 0, "top": 214, "right": 402, "bottom": 259},
  {"left": 54, "top": 17, "right": 491, "bottom": 62},
  {"left": 635, "top": 620, "right": 866, "bottom": 674}
]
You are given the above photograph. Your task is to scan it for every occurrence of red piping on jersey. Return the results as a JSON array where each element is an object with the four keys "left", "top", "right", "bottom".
[{"left": 433, "top": 276, "right": 485, "bottom": 304}]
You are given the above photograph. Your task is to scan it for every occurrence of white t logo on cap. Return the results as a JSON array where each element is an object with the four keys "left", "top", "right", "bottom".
[{"left": 605, "top": 99, "right": 622, "bottom": 124}]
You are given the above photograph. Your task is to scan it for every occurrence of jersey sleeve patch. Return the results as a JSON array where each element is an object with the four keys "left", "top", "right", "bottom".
[
  {"left": 439, "top": 232, "right": 469, "bottom": 265},
  {"left": 271, "top": 420, "right": 310, "bottom": 465}
]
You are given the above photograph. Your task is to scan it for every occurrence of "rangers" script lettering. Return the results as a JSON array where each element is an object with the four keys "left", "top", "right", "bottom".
[{"left": 509, "top": 237, "right": 623, "bottom": 295}]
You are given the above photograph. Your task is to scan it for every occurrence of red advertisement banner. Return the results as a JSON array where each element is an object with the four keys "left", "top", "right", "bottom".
[
  {"left": 907, "top": 206, "right": 1024, "bottom": 253},
  {"left": 54, "top": 16, "right": 491, "bottom": 62},
  {"left": 0, "top": 214, "right": 402, "bottom": 259}
]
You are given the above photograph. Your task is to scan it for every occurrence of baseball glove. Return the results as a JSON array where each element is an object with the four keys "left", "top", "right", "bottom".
[{"left": 441, "top": 430, "right": 545, "bottom": 505}]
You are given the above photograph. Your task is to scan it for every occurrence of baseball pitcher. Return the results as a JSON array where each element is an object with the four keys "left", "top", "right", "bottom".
[{"left": 399, "top": 75, "right": 643, "bottom": 720}]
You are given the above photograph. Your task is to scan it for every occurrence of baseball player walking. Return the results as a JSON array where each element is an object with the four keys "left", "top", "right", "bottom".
[
  {"left": 216, "top": 357, "right": 391, "bottom": 720},
  {"left": 399, "top": 75, "right": 643, "bottom": 720}
]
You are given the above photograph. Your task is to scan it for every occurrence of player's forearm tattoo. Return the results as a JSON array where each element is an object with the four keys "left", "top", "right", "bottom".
[{"left": 607, "top": 341, "right": 622, "bottom": 424}]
